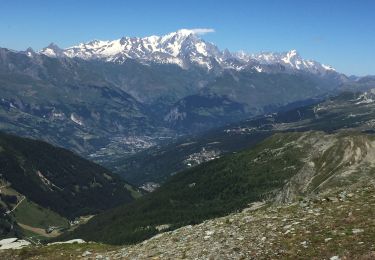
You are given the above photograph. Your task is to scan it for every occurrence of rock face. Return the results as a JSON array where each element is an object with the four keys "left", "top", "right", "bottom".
[{"left": 275, "top": 132, "right": 375, "bottom": 203}]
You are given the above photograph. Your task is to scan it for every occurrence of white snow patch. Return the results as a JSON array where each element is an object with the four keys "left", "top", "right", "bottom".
[{"left": 0, "top": 238, "right": 31, "bottom": 250}]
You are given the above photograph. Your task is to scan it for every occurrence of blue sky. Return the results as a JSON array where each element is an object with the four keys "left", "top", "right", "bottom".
[{"left": 0, "top": 0, "right": 374, "bottom": 75}]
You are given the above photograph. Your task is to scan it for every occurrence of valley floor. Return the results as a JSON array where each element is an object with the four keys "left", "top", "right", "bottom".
[{"left": 2, "top": 181, "right": 375, "bottom": 259}]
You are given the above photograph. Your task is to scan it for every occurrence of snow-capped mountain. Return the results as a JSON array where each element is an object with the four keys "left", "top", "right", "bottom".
[
  {"left": 40, "top": 29, "right": 335, "bottom": 74},
  {"left": 234, "top": 49, "right": 335, "bottom": 74}
]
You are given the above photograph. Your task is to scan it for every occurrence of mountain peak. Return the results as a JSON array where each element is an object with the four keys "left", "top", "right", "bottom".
[
  {"left": 22, "top": 47, "right": 36, "bottom": 57},
  {"left": 281, "top": 49, "right": 302, "bottom": 65},
  {"left": 41, "top": 43, "right": 64, "bottom": 57}
]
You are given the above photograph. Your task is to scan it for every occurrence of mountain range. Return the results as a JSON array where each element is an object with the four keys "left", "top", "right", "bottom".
[
  {"left": 39, "top": 29, "right": 335, "bottom": 75},
  {"left": 2, "top": 29, "right": 374, "bottom": 170}
]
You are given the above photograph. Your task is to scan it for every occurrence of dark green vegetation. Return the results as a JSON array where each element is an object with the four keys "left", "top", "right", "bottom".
[
  {"left": 112, "top": 91, "right": 375, "bottom": 185},
  {"left": 0, "top": 131, "right": 139, "bottom": 220}
]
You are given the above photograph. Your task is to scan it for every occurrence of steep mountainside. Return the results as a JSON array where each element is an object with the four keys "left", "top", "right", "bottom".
[
  {"left": 63, "top": 130, "right": 375, "bottom": 245},
  {"left": 0, "top": 132, "right": 139, "bottom": 220},
  {"left": 111, "top": 91, "right": 375, "bottom": 186}
]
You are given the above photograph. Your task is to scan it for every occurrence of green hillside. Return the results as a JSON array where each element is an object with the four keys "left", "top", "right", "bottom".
[{"left": 0, "top": 132, "right": 140, "bottom": 221}]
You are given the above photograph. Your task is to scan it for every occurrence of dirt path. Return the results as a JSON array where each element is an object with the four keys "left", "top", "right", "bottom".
[{"left": 6, "top": 196, "right": 25, "bottom": 214}]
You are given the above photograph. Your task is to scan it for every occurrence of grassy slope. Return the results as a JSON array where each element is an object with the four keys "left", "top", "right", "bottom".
[
  {"left": 0, "top": 184, "right": 70, "bottom": 240},
  {"left": 13, "top": 199, "right": 69, "bottom": 230}
]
